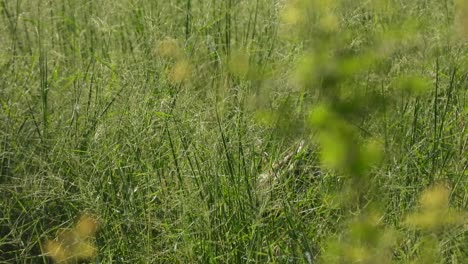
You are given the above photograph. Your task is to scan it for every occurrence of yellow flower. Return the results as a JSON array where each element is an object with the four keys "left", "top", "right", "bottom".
[
  {"left": 455, "top": 0, "right": 468, "bottom": 41},
  {"left": 157, "top": 37, "right": 182, "bottom": 59},
  {"left": 169, "top": 59, "right": 192, "bottom": 84},
  {"left": 43, "top": 214, "right": 99, "bottom": 263},
  {"left": 404, "top": 184, "right": 465, "bottom": 230}
]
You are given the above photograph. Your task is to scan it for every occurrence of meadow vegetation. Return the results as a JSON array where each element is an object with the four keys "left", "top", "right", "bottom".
[{"left": 0, "top": 0, "right": 467, "bottom": 263}]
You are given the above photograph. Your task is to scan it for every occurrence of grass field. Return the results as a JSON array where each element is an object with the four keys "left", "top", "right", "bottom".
[{"left": 0, "top": 0, "right": 467, "bottom": 263}]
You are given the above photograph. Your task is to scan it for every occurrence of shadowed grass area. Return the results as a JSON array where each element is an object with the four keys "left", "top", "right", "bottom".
[{"left": 0, "top": 0, "right": 466, "bottom": 263}]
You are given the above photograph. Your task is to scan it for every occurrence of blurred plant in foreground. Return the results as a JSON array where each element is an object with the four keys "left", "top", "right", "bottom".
[
  {"left": 156, "top": 37, "right": 192, "bottom": 84},
  {"left": 321, "top": 209, "right": 399, "bottom": 264},
  {"left": 455, "top": 0, "right": 468, "bottom": 41},
  {"left": 405, "top": 183, "right": 465, "bottom": 231},
  {"left": 403, "top": 183, "right": 467, "bottom": 264},
  {"left": 279, "top": 0, "right": 467, "bottom": 263},
  {"left": 43, "top": 213, "right": 99, "bottom": 264}
]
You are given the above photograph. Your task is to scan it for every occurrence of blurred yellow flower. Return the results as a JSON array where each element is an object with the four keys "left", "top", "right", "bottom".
[
  {"left": 281, "top": 1, "right": 304, "bottom": 25},
  {"left": 169, "top": 59, "right": 192, "bottom": 84},
  {"left": 43, "top": 213, "right": 99, "bottom": 263},
  {"left": 157, "top": 37, "right": 182, "bottom": 59},
  {"left": 404, "top": 184, "right": 465, "bottom": 230},
  {"left": 229, "top": 49, "right": 250, "bottom": 78},
  {"left": 455, "top": 0, "right": 468, "bottom": 41}
]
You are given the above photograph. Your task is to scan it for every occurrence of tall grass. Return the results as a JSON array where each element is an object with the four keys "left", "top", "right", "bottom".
[{"left": 0, "top": 0, "right": 466, "bottom": 263}]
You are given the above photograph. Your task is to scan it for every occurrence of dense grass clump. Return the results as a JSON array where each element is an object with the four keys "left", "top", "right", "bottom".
[{"left": 1, "top": 0, "right": 466, "bottom": 263}]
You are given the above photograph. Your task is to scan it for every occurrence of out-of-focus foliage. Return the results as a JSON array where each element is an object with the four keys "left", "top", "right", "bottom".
[
  {"left": 280, "top": 0, "right": 468, "bottom": 263},
  {"left": 455, "top": 0, "right": 468, "bottom": 41},
  {"left": 405, "top": 183, "right": 466, "bottom": 230},
  {"left": 43, "top": 214, "right": 99, "bottom": 263}
]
